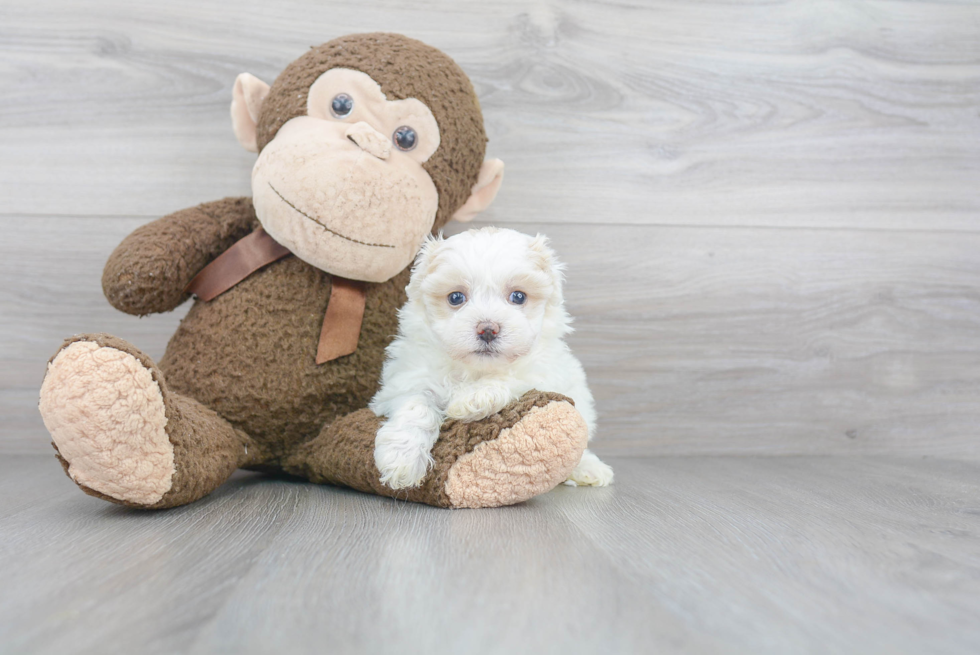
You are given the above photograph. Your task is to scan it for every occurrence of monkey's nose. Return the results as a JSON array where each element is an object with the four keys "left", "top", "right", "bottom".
[
  {"left": 476, "top": 321, "right": 500, "bottom": 344},
  {"left": 345, "top": 121, "right": 391, "bottom": 160}
]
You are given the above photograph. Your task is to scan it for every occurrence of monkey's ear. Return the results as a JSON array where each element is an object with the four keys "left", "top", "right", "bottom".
[
  {"left": 451, "top": 159, "right": 505, "bottom": 223},
  {"left": 231, "top": 73, "right": 271, "bottom": 153}
]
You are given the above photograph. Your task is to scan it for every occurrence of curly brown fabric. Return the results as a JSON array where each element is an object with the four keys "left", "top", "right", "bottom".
[
  {"left": 282, "top": 391, "right": 573, "bottom": 507},
  {"left": 103, "top": 197, "right": 258, "bottom": 316},
  {"left": 153, "top": 204, "right": 411, "bottom": 455}
]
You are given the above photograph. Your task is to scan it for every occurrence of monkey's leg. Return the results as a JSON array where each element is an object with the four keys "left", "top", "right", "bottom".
[
  {"left": 282, "top": 391, "right": 588, "bottom": 508},
  {"left": 39, "top": 334, "right": 267, "bottom": 509}
]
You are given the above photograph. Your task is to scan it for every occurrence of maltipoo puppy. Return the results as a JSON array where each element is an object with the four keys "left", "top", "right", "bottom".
[{"left": 370, "top": 226, "right": 613, "bottom": 491}]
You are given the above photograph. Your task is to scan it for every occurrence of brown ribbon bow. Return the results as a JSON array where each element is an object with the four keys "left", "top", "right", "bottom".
[{"left": 185, "top": 228, "right": 366, "bottom": 364}]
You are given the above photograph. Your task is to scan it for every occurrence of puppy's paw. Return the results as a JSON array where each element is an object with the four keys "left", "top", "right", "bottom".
[
  {"left": 375, "top": 443, "right": 434, "bottom": 489},
  {"left": 445, "top": 400, "right": 491, "bottom": 422},
  {"left": 374, "top": 424, "right": 436, "bottom": 490},
  {"left": 446, "top": 385, "right": 515, "bottom": 422},
  {"left": 565, "top": 450, "right": 614, "bottom": 487}
]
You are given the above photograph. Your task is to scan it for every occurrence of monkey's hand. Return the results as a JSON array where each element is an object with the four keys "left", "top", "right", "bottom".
[{"left": 102, "top": 197, "right": 257, "bottom": 316}]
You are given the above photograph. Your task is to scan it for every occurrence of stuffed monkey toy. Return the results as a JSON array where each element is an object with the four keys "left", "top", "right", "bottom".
[{"left": 38, "top": 33, "right": 588, "bottom": 510}]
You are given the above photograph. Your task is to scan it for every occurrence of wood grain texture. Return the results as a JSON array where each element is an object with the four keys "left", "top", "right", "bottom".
[
  {"left": 0, "top": 455, "right": 978, "bottom": 654},
  {"left": 2, "top": 6, "right": 979, "bottom": 455},
  {"left": 6, "top": 217, "right": 980, "bottom": 459},
  {"left": 0, "top": 0, "right": 978, "bottom": 228}
]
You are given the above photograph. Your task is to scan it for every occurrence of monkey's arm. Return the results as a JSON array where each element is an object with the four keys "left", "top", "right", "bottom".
[
  {"left": 102, "top": 197, "right": 258, "bottom": 316},
  {"left": 281, "top": 391, "right": 588, "bottom": 509}
]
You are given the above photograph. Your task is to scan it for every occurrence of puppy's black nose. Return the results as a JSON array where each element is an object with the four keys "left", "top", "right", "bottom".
[{"left": 477, "top": 321, "right": 500, "bottom": 344}]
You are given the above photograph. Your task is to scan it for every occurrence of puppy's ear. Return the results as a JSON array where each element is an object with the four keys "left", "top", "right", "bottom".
[
  {"left": 408, "top": 233, "right": 445, "bottom": 299},
  {"left": 529, "top": 234, "right": 566, "bottom": 304}
]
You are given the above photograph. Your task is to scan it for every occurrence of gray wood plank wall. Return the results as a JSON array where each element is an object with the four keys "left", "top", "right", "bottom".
[{"left": 3, "top": 0, "right": 979, "bottom": 459}]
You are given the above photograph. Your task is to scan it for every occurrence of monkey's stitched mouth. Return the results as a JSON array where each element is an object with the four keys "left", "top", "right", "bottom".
[{"left": 268, "top": 183, "right": 396, "bottom": 249}]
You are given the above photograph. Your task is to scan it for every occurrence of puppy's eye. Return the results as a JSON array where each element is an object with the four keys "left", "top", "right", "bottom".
[
  {"left": 331, "top": 93, "right": 354, "bottom": 118},
  {"left": 393, "top": 126, "right": 417, "bottom": 151},
  {"left": 509, "top": 291, "right": 527, "bottom": 305},
  {"left": 448, "top": 291, "right": 467, "bottom": 306}
]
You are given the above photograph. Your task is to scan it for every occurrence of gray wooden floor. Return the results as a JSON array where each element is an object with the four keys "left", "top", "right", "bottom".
[{"left": 1, "top": 455, "right": 978, "bottom": 655}]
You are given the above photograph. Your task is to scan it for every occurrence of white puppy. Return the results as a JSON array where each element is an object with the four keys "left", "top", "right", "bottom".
[{"left": 370, "top": 226, "right": 613, "bottom": 491}]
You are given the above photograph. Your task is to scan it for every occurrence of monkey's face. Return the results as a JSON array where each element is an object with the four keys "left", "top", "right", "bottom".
[{"left": 251, "top": 69, "right": 442, "bottom": 283}]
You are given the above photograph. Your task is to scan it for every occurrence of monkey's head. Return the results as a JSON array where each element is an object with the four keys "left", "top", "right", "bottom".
[{"left": 231, "top": 33, "right": 504, "bottom": 283}]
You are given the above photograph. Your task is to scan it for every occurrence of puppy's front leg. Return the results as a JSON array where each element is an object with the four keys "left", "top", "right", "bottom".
[
  {"left": 445, "top": 381, "right": 518, "bottom": 422},
  {"left": 374, "top": 394, "right": 444, "bottom": 490}
]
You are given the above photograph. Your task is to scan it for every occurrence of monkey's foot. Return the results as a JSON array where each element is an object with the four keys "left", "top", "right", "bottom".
[
  {"left": 285, "top": 391, "right": 589, "bottom": 509},
  {"left": 39, "top": 335, "right": 176, "bottom": 506},
  {"left": 40, "top": 334, "right": 254, "bottom": 510},
  {"left": 441, "top": 394, "right": 589, "bottom": 508}
]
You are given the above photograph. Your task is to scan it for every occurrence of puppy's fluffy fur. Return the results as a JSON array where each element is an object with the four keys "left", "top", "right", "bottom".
[{"left": 370, "top": 226, "right": 613, "bottom": 490}]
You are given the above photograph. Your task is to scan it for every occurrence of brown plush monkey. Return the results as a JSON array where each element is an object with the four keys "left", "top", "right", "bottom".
[{"left": 38, "top": 34, "right": 587, "bottom": 510}]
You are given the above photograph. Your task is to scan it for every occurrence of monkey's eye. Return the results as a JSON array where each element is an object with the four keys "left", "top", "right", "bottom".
[
  {"left": 448, "top": 291, "right": 466, "bottom": 306},
  {"left": 509, "top": 291, "right": 527, "bottom": 305},
  {"left": 393, "top": 126, "right": 418, "bottom": 151},
  {"left": 330, "top": 93, "right": 354, "bottom": 118}
]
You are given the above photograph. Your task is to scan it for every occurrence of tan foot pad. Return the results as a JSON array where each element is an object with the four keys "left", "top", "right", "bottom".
[
  {"left": 445, "top": 401, "right": 588, "bottom": 508},
  {"left": 39, "top": 341, "right": 175, "bottom": 505}
]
